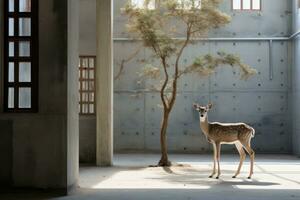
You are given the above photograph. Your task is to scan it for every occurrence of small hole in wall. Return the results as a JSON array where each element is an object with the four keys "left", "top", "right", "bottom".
[
  {"left": 280, "top": 123, "right": 284, "bottom": 127},
  {"left": 184, "top": 147, "right": 187, "bottom": 151},
  {"left": 151, "top": 132, "right": 155, "bottom": 136}
]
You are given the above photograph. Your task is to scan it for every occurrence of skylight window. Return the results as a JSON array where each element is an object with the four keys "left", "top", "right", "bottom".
[{"left": 232, "top": 0, "right": 261, "bottom": 11}]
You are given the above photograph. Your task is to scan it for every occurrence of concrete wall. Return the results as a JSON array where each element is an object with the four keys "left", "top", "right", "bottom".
[
  {"left": 292, "top": 0, "right": 300, "bottom": 156},
  {"left": 79, "top": 0, "right": 294, "bottom": 162},
  {"left": 0, "top": 0, "right": 79, "bottom": 190}
]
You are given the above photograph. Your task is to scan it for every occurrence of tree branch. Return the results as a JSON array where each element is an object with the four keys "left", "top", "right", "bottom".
[{"left": 169, "top": 23, "right": 192, "bottom": 109}]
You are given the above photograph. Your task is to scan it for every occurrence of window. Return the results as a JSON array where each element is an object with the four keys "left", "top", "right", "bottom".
[
  {"left": 79, "top": 56, "right": 96, "bottom": 115},
  {"left": 4, "top": 0, "right": 38, "bottom": 112},
  {"left": 131, "top": 0, "right": 155, "bottom": 9},
  {"left": 232, "top": 0, "right": 261, "bottom": 11}
]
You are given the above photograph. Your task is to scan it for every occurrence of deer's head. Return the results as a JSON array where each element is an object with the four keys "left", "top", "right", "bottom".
[{"left": 193, "top": 103, "right": 213, "bottom": 122}]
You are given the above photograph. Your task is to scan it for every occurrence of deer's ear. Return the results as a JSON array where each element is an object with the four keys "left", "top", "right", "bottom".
[
  {"left": 207, "top": 103, "right": 213, "bottom": 109},
  {"left": 193, "top": 103, "right": 198, "bottom": 109}
]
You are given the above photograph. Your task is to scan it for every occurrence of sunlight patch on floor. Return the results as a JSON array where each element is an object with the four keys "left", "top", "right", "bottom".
[{"left": 79, "top": 154, "right": 300, "bottom": 190}]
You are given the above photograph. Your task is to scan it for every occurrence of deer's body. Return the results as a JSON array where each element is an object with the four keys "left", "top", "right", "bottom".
[{"left": 194, "top": 103, "right": 255, "bottom": 179}]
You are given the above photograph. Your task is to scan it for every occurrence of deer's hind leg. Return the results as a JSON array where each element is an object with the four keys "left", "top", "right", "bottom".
[
  {"left": 241, "top": 139, "right": 255, "bottom": 179},
  {"left": 209, "top": 143, "right": 217, "bottom": 178},
  {"left": 232, "top": 142, "right": 246, "bottom": 178}
]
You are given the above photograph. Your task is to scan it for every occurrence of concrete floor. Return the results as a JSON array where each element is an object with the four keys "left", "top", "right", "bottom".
[{"left": 1, "top": 154, "right": 300, "bottom": 200}]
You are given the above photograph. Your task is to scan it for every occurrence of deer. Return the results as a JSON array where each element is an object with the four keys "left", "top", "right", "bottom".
[{"left": 193, "top": 103, "right": 255, "bottom": 179}]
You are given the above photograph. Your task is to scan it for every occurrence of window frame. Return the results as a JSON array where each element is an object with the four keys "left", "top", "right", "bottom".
[
  {"left": 3, "top": 0, "right": 38, "bottom": 113},
  {"left": 79, "top": 55, "right": 96, "bottom": 116},
  {"left": 232, "top": 0, "right": 261, "bottom": 11}
]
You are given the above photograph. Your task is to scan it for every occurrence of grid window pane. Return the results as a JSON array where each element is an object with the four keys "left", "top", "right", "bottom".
[
  {"left": 9, "top": 42, "right": 14, "bottom": 57},
  {"left": 19, "top": 41, "right": 30, "bottom": 57},
  {"left": 5, "top": 0, "right": 37, "bottom": 112},
  {"left": 19, "top": 18, "right": 31, "bottom": 36},
  {"left": 89, "top": 104, "right": 94, "bottom": 113},
  {"left": 8, "top": 88, "right": 14, "bottom": 108},
  {"left": 89, "top": 70, "right": 94, "bottom": 79},
  {"left": 19, "top": 87, "right": 31, "bottom": 108},
  {"left": 9, "top": 0, "right": 14, "bottom": 12},
  {"left": 89, "top": 81, "right": 94, "bottom": 90},
  {"left": 19, "top": 62, "right": 31, "bottom": 82},
  {"left": 89, "top": 58, "right": 94, "bottom": 68},
  {"left": 9, "top": 62, "right": 14, "bottom": 82},
  {"left": 9, "top": 18, "right": 14, "bottom": 36},
  {"left": 79, "top": 56, "right": 96, "bottom": 114},
  {"left": 19, "top": 0, "right": 31, "bottom": 12},
  {"left": 252, "top": 0, "right": 260, "bottom": 10},
  {"left": 89, "top": 93, "right": 94, "bottom": 102}
]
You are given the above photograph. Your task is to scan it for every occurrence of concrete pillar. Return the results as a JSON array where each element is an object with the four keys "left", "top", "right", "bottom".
[
  {"left": 96, "top": 0, "right": 113, "bottom": 166},
  {"left": 0, "top": 0, "right": 4, "bottom": 112}
]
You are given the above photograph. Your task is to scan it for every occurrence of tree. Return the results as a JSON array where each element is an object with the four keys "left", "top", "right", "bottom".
[{"left": 123, "top": 0, "right": 257, "bottom": 166}]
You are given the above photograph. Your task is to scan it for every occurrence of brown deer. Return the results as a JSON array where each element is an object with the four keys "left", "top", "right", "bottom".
[{"left": 193, "top": 103, "right": 255, "bottom": 179}]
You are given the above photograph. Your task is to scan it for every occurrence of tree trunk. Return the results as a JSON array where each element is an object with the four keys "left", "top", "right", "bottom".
[{"left": 158, "top": 109, "right": 171, "bottom": 166}]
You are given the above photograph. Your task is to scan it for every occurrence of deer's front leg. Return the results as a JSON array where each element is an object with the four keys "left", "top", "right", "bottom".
[
  {"left": 209, "top": 143, "right": 217, "bottom": 178},
  {"left": 215, "top": 142, "right": 221, "bottom": 179}
]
